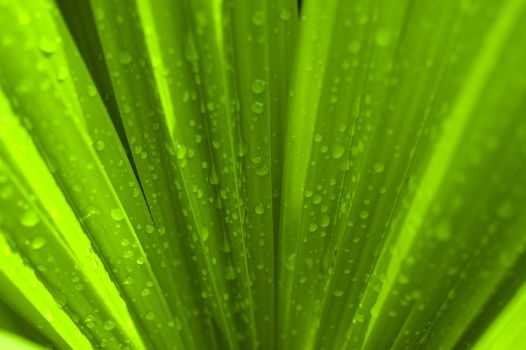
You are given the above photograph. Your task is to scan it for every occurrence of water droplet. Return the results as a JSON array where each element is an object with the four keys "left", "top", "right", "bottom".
[
  {"left": 251, "top": 79, "right": 266, "bottom": 94},
  {"left": 87, "top": 84, "right": 97, "bottom": 97},
  {"left": 185, "top": 41, "right": 198, "bottom": 62},
  {"left": 103, "top": 320, "right": 116, "bottom": 331},
  {"left": 331, "top": 144, "right": 345, "bottom": 159},
  {"left": 375, "top": 29, "right": 392, "bottom": 47},
  {"left": 39, "top": 37, "right": 58, "bottom": 55},
  {"left": 209, "top": 167, "right": 219, "bottom": 185},
  {"left": 252, "top": 11, "right": 265, "bottom": 26},
  {"left": 96, "top": 140, "right": 105, "bottom": 151},
  {"left": 333, "top": 290, "right": 344, "bottom": 297},
  {"left": 279, "top": 9, "right": 291, "bottom": 21},
  {"left": 175, "top": 144, "right": 187, "bottom": 159},
  {"left": 255, "top": 203, "right": 265, "bottom": 215},
  {"left": 84, "top": 314, "right": 96, "bottom": 329},
  {"left": 225, "top": 265, "right": 236, "bottom": 280},
  {"left": 0, "top": 186, "right": 14, "bottom": 200},
  {"left": 118, "top": 51, "right": 132, "bottom": 65},
  {"left": 255, "top": 166, "right": 269, "bottom": 176},
  {"left": 373, "top": 162, "right": 385, "bottom": 173},
  {"left": 31, "top": 237, "right": 46, "bottom": 250},
  {"left": 111, "top": 208, "right": 125, "bottom": 221},
  {"left": 20, "top": 210, "right": 40, "bottom": 227},
  {"left": 359, "top": 210, "right": 369, "bottom": 219},
  {"left": 145, "top": 311, "right": 156, "bottom": 320},
  {"left": 308, "top": 223, "right": 318, "bottom": 232},
  {"left": 200, "top": 227, "right": 209, "bottom": 242},
  {"left": 251, "top": 101, "right": 265, "bottom": 114},
  {"left": 348, "top": 40, "right": 361, "bottom": 53},
  {"left": 354, "top": 312, "right": 365, "bottom": 323},
  {"left": 57, "top": 67, "right": 68, "bottom": 82},
  {"left": 320, "top": 215, "right": 330, "bottom": 228},
  {"left": 398, "top": 274, "right": 409, "bottom": 285}
]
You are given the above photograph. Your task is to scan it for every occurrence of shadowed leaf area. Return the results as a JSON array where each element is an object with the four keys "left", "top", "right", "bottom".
[{"left": 0, "top": 0, "right": 525, "bottom": 349}]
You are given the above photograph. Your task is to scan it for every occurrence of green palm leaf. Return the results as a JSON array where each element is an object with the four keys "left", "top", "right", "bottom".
[{"left": 0, "top": 0, "right": 525, "bottom": 349}]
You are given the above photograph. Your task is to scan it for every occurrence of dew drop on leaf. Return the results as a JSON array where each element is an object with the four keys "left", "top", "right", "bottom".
[
  {"left": 31, "top": 237, "right": 46, "bottom": 250},
  {"left": 200, "top": 227, "right": 209, "bottom": 242},
  {"left": 118, "top": 51, "right": 133, "bottom": 65},
  {"left": 398, "top": 274, "right": 410, "bottom": 285},
  {"left": 348, "top": 40, "right": 361, "bottom": 53},
  {"left": 320, "top": 215, "right": 330, "bottom": 228},
  {"left": 84, "top": 314, "right": 96, "bottom": 329},
  {"left": 39, "top": 36, "right": 58, "bottom": 56},
  {"left": 20, "top": 210, "right": 40, "bottom": 228},
  {"left": 251, "top": 11, "right": 265, "bottom": 26},
  {"left": 96, "top": 140, "right": 105, "bottom": 151},
  {"left": 251, "top": 79, "right": 267, "bottom": 94},
  {"left": 209, "top": 167, "right": 219, "bottom": 185},
  {"left": 331, "top": 144, "right": 345, "bottom": 159},
  {"left": 254, "top": 203, "right": 265, "bottom": 215},
  {"left": 103, "top": 320, "right": 116, "bottom": 331},
  {"left": 373, "top": 162, "right": 385, "bottom": 173},
  {"left": 111, "top": 208, "right": 125, "bottom": 221},
  {"left": 176, "top": 144, "right": 187, "bottom": 159},
  {"left": 87, "top": 84, "right": 97, "bottom": 97},
  {"left": 374, "top": 28, "right": 392, "bottom": 47},
  {"left": 354, "top": 312, "right": 365, "bottom": 323},
  {"left": 333, "top": 290, "right": 344, "bottom": 297},
  {"left": 251, "top": 101, "right": 265, "bottom": 114},
  {"left": 145, "top": 224, "right": 155, "bottom": 234},
  {"left": 56, "top": 67, "right": 68, "bottom": 82},
  {"left": 255, "top": 166, "right": 269, "bottom": 176},
  {"left": 225, "top": 265, "right": 236, "bottom": 280},
  {"left": 280, "top": 9, "right": 291, "bottom": 21}
]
